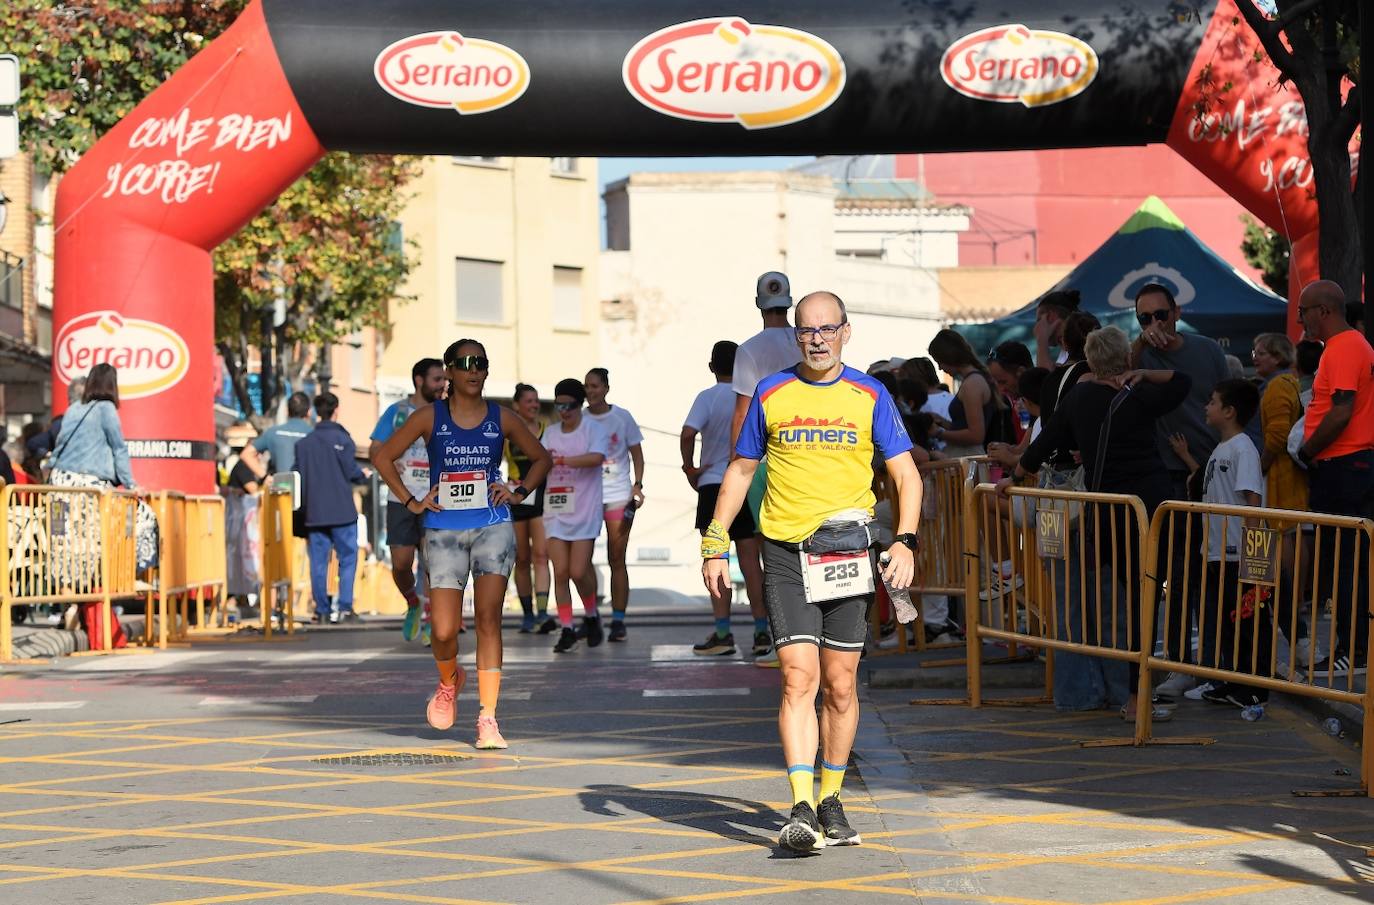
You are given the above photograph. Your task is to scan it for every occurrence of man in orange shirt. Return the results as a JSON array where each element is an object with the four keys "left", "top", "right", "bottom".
[{"left": 1295, "top": 280, "right": 1374, "bottom": 675}]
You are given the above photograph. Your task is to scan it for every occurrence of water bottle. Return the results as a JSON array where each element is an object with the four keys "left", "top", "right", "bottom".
[
  {"left": 1240, "top": 704, "right": 1265, "bottom": 722},
  {"left": 1322, "top": 717, "right": 1343, "bottom": 737},
  {"left": 878, "top": 553, "right": 919, "bottom": 624},
  {"left": 623, "top": 498, "right": 638, "bottom": 525}
]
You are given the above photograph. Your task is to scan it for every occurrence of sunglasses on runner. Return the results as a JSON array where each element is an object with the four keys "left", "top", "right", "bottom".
[
  {"left": 1136, "top": 309, "right": 1170, "bottom": 327},
  {"left": 554, "top": 401, "right": 579, "bottom": 412},
  {"left": 447, "top": 355, "right": 489, "bottom": 371}
]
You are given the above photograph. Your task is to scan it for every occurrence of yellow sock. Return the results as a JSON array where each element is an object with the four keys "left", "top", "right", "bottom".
[
  {"left": 477, "top": 669, "right": 501, "bottom": 716},
  {"left": 819, "top": 759, "right": 846, "bottom": 801},
  {"left": 787, "top": 765, "right": 814, "bottom": 807}
]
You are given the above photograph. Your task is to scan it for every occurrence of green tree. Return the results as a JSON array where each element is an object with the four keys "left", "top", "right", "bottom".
[
  {"left": 1239, "top": 214, "right": 1291, "bottom": 296},
  {"left": 1, "top": 1, "right": 420, "bottom": 418}
]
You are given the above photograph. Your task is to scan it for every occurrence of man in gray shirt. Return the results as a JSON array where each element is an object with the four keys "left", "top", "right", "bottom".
[
  {"left": 241, "top": 391, "right": 314, "bottom": 479},
  {"left": 1131, "top": 282, "right": 1229, "bottom": 692}
]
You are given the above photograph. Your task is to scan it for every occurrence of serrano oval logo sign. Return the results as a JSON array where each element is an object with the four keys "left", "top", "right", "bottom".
[
  {"left": 55, "top": 311, "right": 190, "bottom": 400},
  {"left": 623, "top": 18, "right": 846, "bottom": 129},
  {"left": 941, "top": 24, "right": 1098, "bottom": 108},
  {"left": 374, "top": 31, "right": 530, "bottom": 114}
]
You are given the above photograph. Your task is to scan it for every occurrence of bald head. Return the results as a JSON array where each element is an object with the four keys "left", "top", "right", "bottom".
[
  {"left": 1298, "top": 279, "right": 1351, "bottom": 341},
  {"left": 796, "top": 291, "right": 847, "bottom": 327},
  {"left": 1300, "top": 279, "right": 1345, "bottom": 308}
]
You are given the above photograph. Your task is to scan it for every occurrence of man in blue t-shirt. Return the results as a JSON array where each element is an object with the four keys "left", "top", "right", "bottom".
[
  {"left": 370, "top": 358, "right": 446, "bottom": 642},
  {"left": 241, "top": 392, "right": 313, "bottom": 479}
]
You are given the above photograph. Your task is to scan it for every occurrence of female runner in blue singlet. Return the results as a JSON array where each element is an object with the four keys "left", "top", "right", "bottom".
[{"left": 374, "top": 339, "right": 551, "bottom": 749}]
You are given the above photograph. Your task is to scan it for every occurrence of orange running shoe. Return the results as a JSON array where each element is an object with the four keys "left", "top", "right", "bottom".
[
  {"left": 475, "top": 714, "right": 508, "bottom": 749},
  {"left": 425, "top": 668, "right": 465, "bottom": 731}
]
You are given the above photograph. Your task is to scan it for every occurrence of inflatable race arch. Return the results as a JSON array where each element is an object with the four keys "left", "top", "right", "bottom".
[{"left": 53, "top": 0, "right": 1333, "bottom": 490}]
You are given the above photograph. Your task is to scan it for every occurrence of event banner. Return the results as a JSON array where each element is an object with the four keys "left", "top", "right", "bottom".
[{"left": 52, "top": 0, "right": 1325, "bottom": 490}]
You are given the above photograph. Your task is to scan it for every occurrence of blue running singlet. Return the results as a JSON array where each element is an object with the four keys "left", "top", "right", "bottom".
[{"left": 423, "top": 400, "right": 510, "bottom": 531}]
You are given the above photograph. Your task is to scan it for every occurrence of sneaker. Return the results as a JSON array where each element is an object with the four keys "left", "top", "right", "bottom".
[
  {"left": 778, "top": 801, "right": 824, "bottom": 853},
  {"left": 339, "top": 611, "right": 359, "bottom": 624},
  {"left": 816, "top": 794, "right": 861, "bottom": 846},
  {"left": 403, "top": 605, "right": 422, "bottom": 642},
  {"left": 753, "top": 631, "right": 773, "bottom": 656},
  {"left": 536, "top": 615, "right": 559, "bottom": 634},
  {"left": 1156, "top": 671, "right": 1199, "bottom": 698},
  {"left": 519, "top": 615, "right": 536, "bottom": 633},
  {"left": 1312, "top": 653, "right": 1367, "bottom": 677},
  {"left": 1200, "top": 682, "right": 1266, "bottom": 708},
  {"left": 693, "top": 631, "right": 736, "bottom": 656},
  {"left": 1292, "top": 637, "right": 1325, "bottom": 667},
  {"left": 583, "top": 617, "right": 604, "bottom": 648},
  {"left": 426, "top": 669, "right": 465, "bottom": 731},
  {"left": 475, "top": 714, "right": 508, "bottom": 750},
  {"left": 608, "top": 621, "right": 627, "bottom": 642},
  {"left": 1183, "top": 680, "right": 1218, "bottom": 701},
  {"left": 977, "top": 572, "right": 1024, "bottom": 601},
  {"left": 421, "top": 623, "right": 432, "bottom": 647},
  {"left": 553, "top": 626, "right": 578, "bottom": 653},
  {"left": 754, "top": 647, "right": 780, "bottom": 668}
]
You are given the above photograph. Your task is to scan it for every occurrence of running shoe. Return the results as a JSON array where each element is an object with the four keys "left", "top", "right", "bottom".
[
  {"left": 608, "top": 621, "right": 627, "bottom": 642},
  {"left": 475, "top": 714, "right": 508, "bottom": 750},
  {"left": 553, "top": 626, "right": 578, "bottom": 653},
  {"left": 778, "top": 801, "right": 824, "bottom": 853},
  {"left": 519, "top": 614, "right": 536, "bottom": 633},
  {"left": 421, "top": 622, "right": 432, "bottom": 647},
  {"left": 1200, "top": 682, "right": 1266, "bottom": 708},
  {"left": 755, "top": 647, "right": 781, "bottom": 668},
  {"left": 583, "top": 616, "right": 604, "bottom": 648},
  {"left": 752, "top": 631, "right": 773, "bottom": 656},
  {"left": 816, "top": 794, "right": 861, "bottom": 845},
  {"left": 426, "top": 668, "right": 465, "bottom": 732},
  {"left": 339, "top": 611, "right": 359, "bottom": 624},
  {"left": 693, "top": 631, "right": 736, "bottom": 656},
  {"left": 977, "top": 572, "right": 1024, "bottom": 601},
  {"left": 1312, "top": 653, "right": 1367, "bottom": 677},
  {"left": 1183, "top": 680, "right": 1218, "bottom": 701},
  {"left": 536, "top": 615, "right": 559, "bottom": 634},
  {"left": 402, "top": 604, "right": 422, "bottom": 642}
]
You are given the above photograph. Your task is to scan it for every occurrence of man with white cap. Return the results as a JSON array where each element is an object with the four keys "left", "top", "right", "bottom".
[{"left": 730, "top": 272, "right": 803, "bottom": 665}]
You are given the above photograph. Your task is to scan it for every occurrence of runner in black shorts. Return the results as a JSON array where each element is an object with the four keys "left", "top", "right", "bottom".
[{"left": 505, "top": 383, "right": 552, "bottom": 633}]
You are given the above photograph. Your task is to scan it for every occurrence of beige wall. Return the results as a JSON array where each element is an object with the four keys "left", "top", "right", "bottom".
[
  {"left": 377, "top": 156, "right": 601, "bottom": 436},
  {"left": 936, "top": 265, "right": 1072, "bottom": 322}
]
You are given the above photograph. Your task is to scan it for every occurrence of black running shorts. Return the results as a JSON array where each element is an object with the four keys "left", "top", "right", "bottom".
[
  {"left": 385, "top": 500, "right": 424, "bottom": 548},
  {"left": 761, "top": 536, "right": 873, "bottom": 653},
  {"left": 695, "top": 483, "right": 756, "bottom": 540}
]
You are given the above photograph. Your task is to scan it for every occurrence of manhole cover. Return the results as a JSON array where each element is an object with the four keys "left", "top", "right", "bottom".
[{"left": 311, "top": 752, "right": 473, "bottom": 767}]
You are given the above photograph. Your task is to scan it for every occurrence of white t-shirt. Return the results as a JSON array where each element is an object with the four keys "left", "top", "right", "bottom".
[
  {"left": 542, "top": 416, "right": 611, "bottom": 541},
  {"left": 585, "top": 405, "right": 643, "bottom": 505},
  {"left": 1201, "top": 433, "right": 1265, "bottom": 562},
  {"left": 683, "top": 382, "right": 736, "bottom": 486},
  {"left": 732, "top": 327, "right": 801, "bottom": 399}
]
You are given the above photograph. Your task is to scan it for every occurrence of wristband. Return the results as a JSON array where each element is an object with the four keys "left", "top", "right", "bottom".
[
  {"left": 700, "top": 518, "right": 731, "bottom": 559},
  {"left": 401, "top": 494, "right": 414, "bottom": 508}
]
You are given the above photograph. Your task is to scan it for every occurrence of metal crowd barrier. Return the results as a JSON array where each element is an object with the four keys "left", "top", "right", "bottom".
[
  {"left": 965, "top": 482, "right": 1151, "bottom": 708},
  {"left": 184, "top": 494, "right": 229, "bottom": 632},
  {"left": 258, "top": 487, "right": 298, "bottom": 637},
  {"left": 145, "top": 491, "right": 190, "bottom": 647},
  {"left": 0, "top": 483, "right": 142, "bottom": 660},
  {"left": 1139, "top": 501, "right": 1374, "bottom": 789}
]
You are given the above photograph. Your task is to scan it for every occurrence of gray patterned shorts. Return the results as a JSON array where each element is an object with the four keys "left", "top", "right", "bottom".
[{"left": 423, "top": 523, "right": 517, "bottom": 590}]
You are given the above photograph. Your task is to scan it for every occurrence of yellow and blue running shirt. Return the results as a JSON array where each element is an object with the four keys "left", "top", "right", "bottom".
[{"left": 736, "top": 365, "right": 913, "bottom": 543}]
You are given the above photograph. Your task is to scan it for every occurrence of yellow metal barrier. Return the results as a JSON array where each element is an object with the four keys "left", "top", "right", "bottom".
[
  {"left": 1139, "top": 501, "right": 1374, "bottom": 792},
  {"left": 965, "top": 482, "right": 1151, "bottom": 708},
  {"left": 0, "top": 484, "right": 142, "bottom": 660},
  {"left": 258, "top": 487, "right": 298, "bottom": 637},
  {"left": 184, "top": 494, "right": 228, "bottom": 632},
  {"left": 145, "top": 491, "right": 189, "bottom": 647}
]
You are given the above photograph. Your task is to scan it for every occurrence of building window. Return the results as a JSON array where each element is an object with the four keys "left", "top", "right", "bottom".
[
  {"left": 348, "top": 332, "right": 367, "bottom": 391},
  {"left": 452, "top": 156, "right": 502, "bottom": 166},
  {"left": 550, "top": 157, "right": 579, "bottom": 175},
  {"left": 456, "top": 257, "right": 504, "bottom": 324},
  {"left": 553, "top": 266, "right": 583, "bottom": 329}
]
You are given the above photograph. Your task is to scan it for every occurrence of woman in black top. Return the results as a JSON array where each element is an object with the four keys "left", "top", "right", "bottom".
[{"left": 1037, "top": 311, "right": 1100, "bottom": 475}]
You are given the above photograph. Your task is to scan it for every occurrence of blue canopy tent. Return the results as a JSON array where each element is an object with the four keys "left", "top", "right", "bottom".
[{"left": 951, "top": 197, "right": 1289, "bottom": 364}]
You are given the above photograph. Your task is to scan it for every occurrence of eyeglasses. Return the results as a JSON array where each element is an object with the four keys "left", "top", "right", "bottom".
[
  {"left": 1136, "top": 309, "right": 1170, "bottom": 327},
  {"left": 554, "top": 401, "right": 579, "bottom": 412},
  {"left": 1298, "top": 304, "right": 1327, "bottom": 317},
  {"left": 447, "top": 355, "right": 489, "bottom": 371},
  {"left": 794, "top": 322, "right": 846, "bottom": 343}
]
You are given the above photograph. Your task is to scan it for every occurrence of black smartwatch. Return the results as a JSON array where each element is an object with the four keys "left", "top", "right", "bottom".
[
  {"left": 895, "top": 532, "right": 920, "bottom": 553},
  {"left": 512, "top": 484, "right": 530, "bottom": 499}
]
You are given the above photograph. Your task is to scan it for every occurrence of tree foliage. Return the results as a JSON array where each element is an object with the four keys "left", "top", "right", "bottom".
[
  {"left": 1, "top": 1, "right": 420, "bottom": 419},
  {"left": 1239, "top": 214, "right": 1292, "bottom": 296}
]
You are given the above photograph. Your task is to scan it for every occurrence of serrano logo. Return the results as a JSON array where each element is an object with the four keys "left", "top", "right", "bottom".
[
  {"left": 941, "top": 24, "right": 1098, "bottom": 107},
  {"left": 623, "top": 18, "right": 846, "bottom": 129},
  {"left": 55, "top": 312, "right": 190, "bottom": 400},
  {"left": 374, "top": 31, "right": 530, "bottom": 114}
]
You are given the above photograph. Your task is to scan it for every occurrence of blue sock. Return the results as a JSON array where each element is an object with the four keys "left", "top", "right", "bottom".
[
  {"left": 715, "top": 617, "right": 732, "bottom": 638},
  {"left": 612, "top": 610, "right": 625, "bottom": 624},
  {"left": 754, "top": 617, "right": 770, "bottom": 635}
]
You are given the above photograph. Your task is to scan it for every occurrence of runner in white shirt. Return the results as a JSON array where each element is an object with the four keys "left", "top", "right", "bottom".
[
  {"left": 584, "top": 367, "right": 644, "bottom": 642},
  {"left": 369, "top": 357, "right": 446, "bottom": 644},
  {"left": 543, "top": 378, "right": 611, "bottom": 653}
]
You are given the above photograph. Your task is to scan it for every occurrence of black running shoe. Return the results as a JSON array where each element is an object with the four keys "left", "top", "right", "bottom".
[
  {"left": 583, "top": 617, "right": 604, "bottom": 647},
  {"left": 752, "top": 631, "right": 772, "bottom": 656},
  {"left": 816, "top": 794, "right": 861, "bottom": 845},
  {"left": 778, "top": 801, "right": 823, "bottom": 853},
  {"left": 608, "top": 621, "right": 627, "bottom": 642},
  {"left": 693, "top": 631, "right": 736, "bottom": 656},
  {"left": 536, "top": 615, "right": 559, "bottom": 635},
  {"left": 1200, "top": 681, "right": 1266, "bottom": 708},
  {"left": 553, "top": 627, "right": 578, "bottom": 653}
]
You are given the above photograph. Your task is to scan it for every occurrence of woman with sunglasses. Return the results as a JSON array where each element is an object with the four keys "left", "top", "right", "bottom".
[
  {"left": 373, "top": 340, "right": 551, "bottom": 749},
  {"left": 505, "top": 383, "right": 553, "bottom": 633},
  {"left": 542, "top": 378, "right": 611, "bottom": 654}
]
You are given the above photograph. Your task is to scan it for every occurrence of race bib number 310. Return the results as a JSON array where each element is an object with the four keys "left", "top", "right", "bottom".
[
  {"left": 800, "top": 550, "right": 874, "bottom": 604},
  {"left": 440, "top": 471, "right": 488, "bottom": 510}
]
